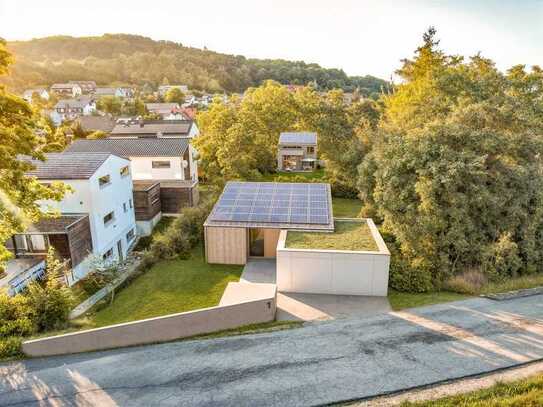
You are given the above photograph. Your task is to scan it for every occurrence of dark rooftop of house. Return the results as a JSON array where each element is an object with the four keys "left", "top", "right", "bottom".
[
  {"left": 66, "top": 138, "right": 189, "bottom": 157},
  {"left": 110, "top": 120, "right": 193, "bottom": 137},
  {"left": 205, "top": 181, "right": 334, "bottom": 231},
  {"left": 23, "top": 214, "right": 89, "bottom": 234},
  {"left": 133, "top": 180, "right": 161, "bottom": 192},
  {"left": 76, "top": 115, "right": 116, "bottom": 133},
  {"left": 279, "top": 132, "right": 317, "bottom": 145},
  {"left": 24, "top": 152, "right": 113, "bottom": 180}
]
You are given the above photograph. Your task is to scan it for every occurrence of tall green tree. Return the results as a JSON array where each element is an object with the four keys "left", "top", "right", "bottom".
[
  {"left": 358, "top": 28, "right": 543, "bottom": 290},
  {"left": 164, "top": 87, "right": 185, "bottom": 104},
  {"left": 0, "top": 39, "right": 66, "bottom": 272}
]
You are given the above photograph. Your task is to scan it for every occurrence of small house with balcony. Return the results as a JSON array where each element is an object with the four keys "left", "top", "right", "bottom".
[
  {"left": 3, "top": 152, "right": 137, "bottom": 294},
  {"left": 277, "top": 132, "right": 318, "bottom": 172}
]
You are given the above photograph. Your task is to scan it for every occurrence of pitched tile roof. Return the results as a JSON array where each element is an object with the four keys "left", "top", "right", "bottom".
[
  {"left": 76, "top": 115, "right": 116, "bottom": 133},
  {"left": 279, "top": 132, "right": 317, "bottom": 144},
  {"left": 23, "top": 152, "right": 112, "bottom": 180},
  {"left": 145, "top": 103, "right": 180, "bottom": 111},
  {"left": 65, "top": 138, "right": 189, "bottom": 157},
  {"left": 110, "top": 120, "right": 192, "bottom": 137},
  {"left": 55, "top": 97, "right": 95, "bottom": 109}
]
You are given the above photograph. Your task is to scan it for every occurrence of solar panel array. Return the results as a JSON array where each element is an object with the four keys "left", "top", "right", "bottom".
[{"left": 210, "top": 182, "right": 331, "bottom": 225}]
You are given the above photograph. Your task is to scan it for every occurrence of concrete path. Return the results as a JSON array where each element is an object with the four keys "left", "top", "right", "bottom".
[
  {"left": 241, "top": 259, "right": 391, "bottom": 321},
  {"left": 2, "top": 295, "right": 543, "bottom": 406}
]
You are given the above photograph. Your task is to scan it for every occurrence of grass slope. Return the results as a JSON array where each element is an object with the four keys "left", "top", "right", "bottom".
[
  {"left": 402, "top": 373, "right": 543, "bottom": 406},
  {"left": 86, "top": 245, "right": 242, "bottom": 327}
]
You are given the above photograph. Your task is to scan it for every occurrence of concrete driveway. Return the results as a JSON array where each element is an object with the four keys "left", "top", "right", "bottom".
[
  {"left": 241, "top": 259, "right": 391, "bottom": 321},
  {"left": 2, "top": 295, "right": 543, "bottom": 406}
]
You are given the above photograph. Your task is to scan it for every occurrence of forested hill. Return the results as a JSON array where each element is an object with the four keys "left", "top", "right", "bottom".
[{"left": 3, "top": 34, "right": 388, "bottom": 95}]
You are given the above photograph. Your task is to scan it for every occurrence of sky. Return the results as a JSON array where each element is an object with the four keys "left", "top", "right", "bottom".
[{"left": 0, "top": 0, "right": 541, "bottom": 80}]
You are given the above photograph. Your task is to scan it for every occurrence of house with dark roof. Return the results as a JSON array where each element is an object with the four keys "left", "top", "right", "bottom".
[
  {"left": 277, "top": 132, "right": 318, "bottom": 171},
  {"left": 109, "top": 120, "right": 198, "bottom": 139},
  {"left": 94, "top": 87, "right": 134, "bottom": 98},
  {"left": 51, "top": 97, "right": 97, "bottom": 124},
  {"left": 75, "top": 115, "right": 117, "bottom": 134},
  {"left": 50, "top": 83, "right": 82, "bottom": 97},
  {"left": 4, "top": 152, "right": 136, "bottom": 294},
  {"left": 66, "top": 138, "right": 199, "bottom": 234}
]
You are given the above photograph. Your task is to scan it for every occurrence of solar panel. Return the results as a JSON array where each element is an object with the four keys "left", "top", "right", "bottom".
[{"left": 209, "top": 182, "right": 331, "bottom": 225}]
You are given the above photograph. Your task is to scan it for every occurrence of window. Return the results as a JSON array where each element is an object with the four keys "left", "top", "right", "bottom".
[
  {"left": 126, "top": 229, "right": 135, "bottom": 242},
  {"left": 98, "top": 174, "right": 111, "bottom": 187},
  {"left": 123, "top": 202, "right": 127, "bottom": 213},
  {"left": 152, "top": 161, "right": 171, "bottom": 169},
  {"left": 103, "top": 211, "right": 114, "bottom": 226},
  {"left": 307, "top": 146, "right": 315, "bottom": 154},
  {"left": 102, "top": 248, "right": 113, "bottom": 260},
  {"left": 129, "top": 199, "right": 133, "bottom": 209},
  {"left": 120, "top": 165, "right": 130, "bottom": 177}
]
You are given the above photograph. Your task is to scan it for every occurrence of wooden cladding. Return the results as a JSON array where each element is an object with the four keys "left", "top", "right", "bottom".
[
  {"left": 160, "top": 183, "right": 199, "bottom": 214},
  {"left": 133, "top": 182, "right": 162, "bottom": 221},
  {"left": 66, "top": 216, "right": 93, "bottom": 267},
  {"left": 205, "top": 227, "right": 247, "bottom": 265}
]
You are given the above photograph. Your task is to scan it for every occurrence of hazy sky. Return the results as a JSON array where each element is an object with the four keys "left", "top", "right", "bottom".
[{"left": 1, "top": 0, "right": 541, "bottom": 79}]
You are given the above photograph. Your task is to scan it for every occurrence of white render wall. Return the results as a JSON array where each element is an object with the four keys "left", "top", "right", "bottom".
[
  {"left": 276, "top": 219, "right": 390, "bottom": 296},
  {"left": 38, "top": 155, "right": 137, "bottom": 281},
  {"left": 130, "top": 156, "right": 185, "bottom": 180}
]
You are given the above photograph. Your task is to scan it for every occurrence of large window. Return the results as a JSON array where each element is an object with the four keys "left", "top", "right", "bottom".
[
  {"left": 126, "top": 228, "right": 135, "bottom": 243},
  {"left": 103, "top": 211, "right": 115, "bottom": 226},
  {"left": 306, "top": 146, "right": 315, "bottom": 154},
  {"left": 120, "top": 165, "right": 130, "bottom": 177},
  {"left": 98, "top": 174, "right": 111, "bottom": 187},
  {"left": 152, "top": 161, "right": 171, "bottom": 169}
]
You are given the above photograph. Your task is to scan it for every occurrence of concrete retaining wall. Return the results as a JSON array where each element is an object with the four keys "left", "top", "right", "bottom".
[
  {"left": 276, "top": 218, "right": 390, "bottom": 296},
  {"left": 23, "top": 291, "right": 276, "bottom": 357}
]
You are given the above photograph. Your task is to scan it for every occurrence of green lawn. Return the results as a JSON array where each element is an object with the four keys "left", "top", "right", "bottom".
[
  {"left": 401, "top": 373, "right": 543, "bottom": 406},
  {"left": 332, "top": 197, "right": 363, "bottom": 218},
  {"left": 286, "top": 220, "right": 378, "bottom": 251},
  {"left": 81, "top": 245, "right": 243, "bottom": 327},
  {"left": 388, "top": 289, "right": 471, "bottom": 311},
  {"left": 480, "top": 273, "right": 543, "bottom": 295}
]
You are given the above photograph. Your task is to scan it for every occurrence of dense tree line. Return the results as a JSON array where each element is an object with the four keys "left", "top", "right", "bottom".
[
  {"left": 1, "top": 34, "right": 389, "bottom": 95},
  {"left": 197, "top": 29, "right": 543, "bottom": 292}
]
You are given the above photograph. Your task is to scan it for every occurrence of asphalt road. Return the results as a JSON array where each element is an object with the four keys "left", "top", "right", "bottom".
[{"left": 1, "top": 295, "right": 543, "bottom": 406}]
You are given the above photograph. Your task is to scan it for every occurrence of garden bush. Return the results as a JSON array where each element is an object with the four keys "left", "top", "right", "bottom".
[{"left": 0, "top": 337, "right": 23, "bottom": 359}]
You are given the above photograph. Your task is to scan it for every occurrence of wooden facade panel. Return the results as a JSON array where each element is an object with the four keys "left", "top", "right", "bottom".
[
  {"left": 263, "top": 229, "right": 281, "bottom": 258},
  {"left": 205, "top": 227, "right": 247, "bottom": 265},
  {"left": 67, "top": 217, "right": 93, "bottom": 267},
  {"left": 160, "top": 185, "right": 196, "bottom": 213},
  {"left": 48, "top": 234, "right": 71, "bottom": 261},
  {"left": 133, "top": 183, "right": 161, "bottom": 221}
]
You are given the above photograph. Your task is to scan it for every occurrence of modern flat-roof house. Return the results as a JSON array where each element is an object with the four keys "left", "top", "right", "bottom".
[
  {"left": 109, "top": 120, "right": 199, "bottom": 139},
  {"left": 65, "top": 138, "right": 199, "bottom": 235},
  {"left": 277, "top": 132, "right": 318, "bottom": 171},
  {"left": 204, "top": 182, "right": 390, "bottom": 296},
  {"left": 4, "top": 152, "right": 136, "bottom": 294},
  {"left": 50, "top": 83, "right": 82, "bottom": 97}
]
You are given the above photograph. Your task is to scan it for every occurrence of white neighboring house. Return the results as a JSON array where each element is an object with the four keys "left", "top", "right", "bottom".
[
  {"left": 94, "top": 87, "right": 134, "bottom": 99},
  {"left": 51, "top": 97, "right": 97, "bottom": 125},
  {"left": 3, "top": 152, "right": 137, "bottom": 294},
  {"left": 158, "top": 85, "right": 188, "bottom": 97},
  {"left": 50, "top": 83, "right": 82, "bottom": 97},
  {"left": 22, "top": 88, "right": 50, "bottom": 103},
  {"left": 65, "top": 138, "right": 200, "bottom": 236}
]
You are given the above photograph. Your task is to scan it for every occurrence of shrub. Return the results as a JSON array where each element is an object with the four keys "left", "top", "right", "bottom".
[
  {"left": 389, "top": 261, "right": 434, "bottom": 293},
  {"left": 444, "top": 270, "right": 488, "bottom": 295},
  {"left": 25, "top": 248, "right": 75, "bottom": 332},
  {"left": 0, "top": 293, "right": 35, "bottom": 337},
  {"left": 0, "top": 337, "right": 23, "bottom": 359}
]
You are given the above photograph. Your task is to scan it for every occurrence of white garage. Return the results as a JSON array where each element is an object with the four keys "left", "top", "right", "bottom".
[{"left": 276, "top": 219, "right": 390, "bottom": 296}]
